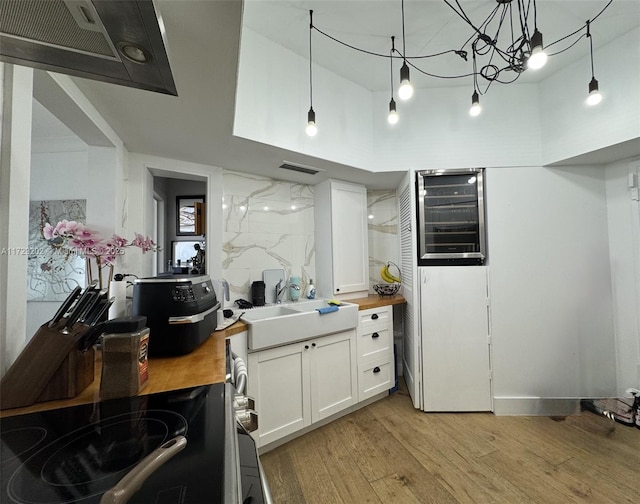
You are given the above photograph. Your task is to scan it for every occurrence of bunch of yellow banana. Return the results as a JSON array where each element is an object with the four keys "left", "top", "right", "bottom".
[{"left": 380, "top": 262, "right": 401, "bottom": 284}]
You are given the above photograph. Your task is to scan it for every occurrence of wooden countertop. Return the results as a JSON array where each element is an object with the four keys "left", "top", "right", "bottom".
[
  {"left": 1, "top": 298, "right": 402, "bottom": 418},
  {"left": 0, "top": 321, "right": 248, "bottom": 418},
  {"left": 344, "top": 294, "right": 406, "bottom": 310}
]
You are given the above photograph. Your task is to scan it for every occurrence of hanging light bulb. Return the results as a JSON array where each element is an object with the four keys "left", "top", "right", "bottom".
[
  {"left": 306, "top": 107, "right": 317, "bottom": 136},
  {"left": 585, "top": 21, "right": 602, "bottom": 107},
  {"left": 305, "top": 11, "right": 317, "bottom": 136},
  {"left": 469, "top": 91, "right": 481, "bottom": 116},
  {"left": 388, "top": 99, "right": 399, "bottom": 124},
  {"left": 586, "top": 77, "right": 602, "bottom": 107},
  {"left": 527, "top": 28, "right": 547, "bottom": 70},
  {"left": 388, "top": 36, "right": 399, "bottom": 125},
  {"left": 397, "top": 0, "right": 413, "bottom": 101},
  {"left": 398, "top": 61, "right": 413, "bottom": 100}
]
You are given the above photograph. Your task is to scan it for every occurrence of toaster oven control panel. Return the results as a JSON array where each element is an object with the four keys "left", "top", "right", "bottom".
[{"left": 172, "top": 285, "right": 196, "bottom": 302}]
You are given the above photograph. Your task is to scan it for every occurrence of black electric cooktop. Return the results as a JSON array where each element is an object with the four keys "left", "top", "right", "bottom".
[{"left": 1, "top": 383, "right": 227, "bottom": 504}]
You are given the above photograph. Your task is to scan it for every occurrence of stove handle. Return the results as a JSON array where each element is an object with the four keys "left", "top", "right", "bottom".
[{"left": 100, "top": 436, "right": 187, "bottom": 504}]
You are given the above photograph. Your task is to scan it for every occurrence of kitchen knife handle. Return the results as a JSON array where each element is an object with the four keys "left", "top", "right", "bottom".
[
  {"left": 62, "top": 284, "right": 97, "bottom": 331},
  {"left": 100, "top": 436, "right": 187, "bottom": 504},
  {"left": 48, "top": 286, "right": 82, "bottom": 328}
]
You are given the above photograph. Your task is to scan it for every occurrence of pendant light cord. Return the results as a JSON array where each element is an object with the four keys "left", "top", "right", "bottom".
[
  {"left": 390, "top": 36, "right": 395, "bottom": 97},
  {"left": 401, "top": 0, "right": 407, "bottom": 62},
  {"left": 586, "top": 20, "right": 595, "bottom": 79},
  {"left": 309, "top": 10, "right": 314, "bottom": 108}
]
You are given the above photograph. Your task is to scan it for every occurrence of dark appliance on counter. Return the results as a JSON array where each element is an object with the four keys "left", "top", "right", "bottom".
[
  {"left": 0, "top": 383, "right": 272, "bottom": 503},
  {"left": 251, "top": 280, "right": 266, "bottom": 307},
  {"left": 132, "top": 275, "right": 219, "bottom": 356},
  {"left": 416, "top": 168, "right": 487, "bottom": 266}
]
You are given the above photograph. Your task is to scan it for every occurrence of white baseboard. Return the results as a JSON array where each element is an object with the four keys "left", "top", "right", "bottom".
[{"left": 493, "top": 397, "right": 581, "bottom": 416}]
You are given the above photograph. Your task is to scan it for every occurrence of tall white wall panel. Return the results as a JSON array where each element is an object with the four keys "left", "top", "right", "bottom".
[{"left": 485, "top": 166, "right": 617, "bottom": 413}]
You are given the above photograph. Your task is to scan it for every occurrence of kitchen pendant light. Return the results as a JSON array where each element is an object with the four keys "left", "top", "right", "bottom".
[
  {"left": 527, "top": 28, "right": 547, "bottom": 70},
  {"left": 388, "top": 99, "right": 399, "bottom": 124},
  {"left": 398, "top": 0, "right": 413, "bottom": 101},
  {"left": 306, "top": 11, "right": 317, "bottom": 136},
  {"left": 586, "top": 78, "right": 602, "bottom": 106},
  {"left": 306, "top": 108, "right": 318, "bottom": 136},
  {"left": 398, "top": 62, "right": 413, "bottom": 100},
  {"left": 469, "top": 91, "right": 481, "bottom": 117},
  {"left": 527, "top": 2, "right": 547, "bottom": 70},
  {"left": 388, "top": 37, "right": 399, "bottom": 125},
  {"left": 299, "top": 0, "right": 613, "bottom": 130},
  {"left": 585, "top": 21, "right": 602, "bottom": 106},
  {"left": 469, "top": 51, "right": 481, "bottom": 117}
]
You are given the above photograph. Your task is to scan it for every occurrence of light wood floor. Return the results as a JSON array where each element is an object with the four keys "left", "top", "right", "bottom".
[{"left": 260, "top": 381, "right": 640, "bottom": 503}]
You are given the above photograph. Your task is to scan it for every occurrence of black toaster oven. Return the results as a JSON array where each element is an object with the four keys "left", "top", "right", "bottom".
[{"left": 132, "top": 274, "right": 219, "bottom": 356}]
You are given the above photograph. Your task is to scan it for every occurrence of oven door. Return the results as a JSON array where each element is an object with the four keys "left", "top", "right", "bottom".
[
  {"left": 237, "top": 422, "right": 273, "bottom": 504},
  {"left": 228, "top": 349, "right": 273, "bottom": 504}
]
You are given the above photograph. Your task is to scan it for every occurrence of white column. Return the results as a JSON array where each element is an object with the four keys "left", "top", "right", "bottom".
[{"left": 0, "top": 64, "right": 33, "bottom": 376}]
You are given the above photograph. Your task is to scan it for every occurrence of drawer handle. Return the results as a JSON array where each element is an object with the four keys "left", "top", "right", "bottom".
[
  {"left": 371, "top": 314, "right": 379, "bottom": 320},
  {"left": 372, "top": 332, "right": 380, "bottom": 339},
  {"left": 312, "top": 342, "right": 316, "bottom": 347},
  {"left": 373, "top": 367, "right": 381, "bottom": 374},
  {"left": 305, "top": 345, "right": 309, "bottom": 350}
]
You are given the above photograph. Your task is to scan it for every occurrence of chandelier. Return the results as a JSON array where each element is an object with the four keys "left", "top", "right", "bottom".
[{"left": 305, "top": 0, "right": 611, "bottom": 135}]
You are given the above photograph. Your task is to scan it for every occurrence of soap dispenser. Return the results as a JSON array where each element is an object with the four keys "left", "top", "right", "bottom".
[{"left": 305, "top": 279, "right": 316, "bottom": 299}]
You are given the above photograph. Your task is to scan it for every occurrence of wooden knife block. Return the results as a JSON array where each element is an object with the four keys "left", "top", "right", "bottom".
[{"left": 0, "top": 322, "right": 95, "bottom": 410}]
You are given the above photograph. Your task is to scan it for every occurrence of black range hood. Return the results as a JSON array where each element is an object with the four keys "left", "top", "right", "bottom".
[{"left": 0, "top": 0, "right": 178, "bottom": 95}]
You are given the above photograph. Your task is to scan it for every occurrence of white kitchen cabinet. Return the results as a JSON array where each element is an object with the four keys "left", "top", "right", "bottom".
[
  {"left": 248, "top": 329, "right": 357, "bottom": 447},
  {"left": 314, "top": 179, "right": 369, "bottom": 298},
  {"left": 308, "top": 330, "right": 358, "bottom": 422},
  {"left": 420, "top": 266, "right": 492, "bottom": 411},
  {"left": 356, "top": 305, "right": 395, "bottom": 401}
]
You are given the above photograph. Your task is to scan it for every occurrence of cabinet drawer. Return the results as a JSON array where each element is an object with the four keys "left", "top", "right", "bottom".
[
  {"left": 358, "top": 327, "right": 392, "bottom": 364},
  {"left": 358, "top": 359, "right": 393, "bottom": 401},
  {"left": 358, "top": 306, "right": 391, "bottom": 330}
]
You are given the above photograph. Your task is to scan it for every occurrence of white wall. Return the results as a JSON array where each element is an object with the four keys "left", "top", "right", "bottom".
[
  {"left": 605, "top": 158, "right": 640, "bottom": 393},
  {"left": 27, "top": 99, "right": 119, "bottom": 338},
  {"left": 486, "top": 166, "right": 617, "bottom": 413},
  {"left": 540, "top": 27, "right": 640, "bottom": 165},
  {"left": 28, "top": 147, "right": 88, "bottom": 338},
  {"left": 371, "top": 83, "right": 542, "bottom": 170},
  {"left": 234, "top": 29, "right": 375, "bottom": 170}
]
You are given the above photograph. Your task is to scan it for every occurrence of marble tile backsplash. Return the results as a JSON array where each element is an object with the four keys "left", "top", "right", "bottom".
[
  {"left": 368, "top": 190, "right": 399, "bottom": 291},
  {"left": 222, "top": 170, "right": 315, "bottom": 305},
  {"left": 220, "top": 171, "right": 399, "bottom": 305}
]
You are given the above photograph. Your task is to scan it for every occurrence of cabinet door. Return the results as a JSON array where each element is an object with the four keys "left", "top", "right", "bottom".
[
  {"left": 248, "top": 343, "right": 311, "bottom": 447},
  {"left": 308, "top": 330, "right": 357, "bottom": 422},
  {"left": 420, "top": 266, "right": 491, "bottom": 411},
  {"left": 331, "top": 182, "right": 369, "bottom": 294}
]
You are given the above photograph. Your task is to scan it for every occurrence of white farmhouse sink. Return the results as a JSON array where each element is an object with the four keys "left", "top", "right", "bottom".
[{"left": 242, "top": 299, "right": 359, "bottom": 350}]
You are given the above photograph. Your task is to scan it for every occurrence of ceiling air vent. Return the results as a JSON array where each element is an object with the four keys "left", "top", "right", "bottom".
[{"left": 279, "top": 162, "right": 324, "bottom": 175}]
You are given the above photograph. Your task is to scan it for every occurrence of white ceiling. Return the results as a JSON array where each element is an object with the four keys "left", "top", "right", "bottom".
[{"left": 33, "top": 0, "right": 640, "bottom": 189}]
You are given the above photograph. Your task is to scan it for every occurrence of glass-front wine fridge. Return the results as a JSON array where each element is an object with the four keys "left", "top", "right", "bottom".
[{"left": 416, "top": 168, "right": 486, "bottom": 266}]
